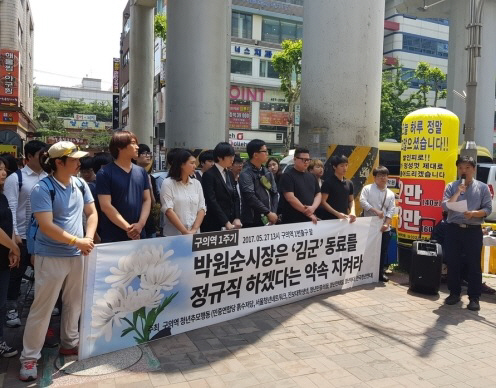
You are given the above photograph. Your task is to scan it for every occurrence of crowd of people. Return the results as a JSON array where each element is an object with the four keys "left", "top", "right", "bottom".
[{"left": 0, "top": 130, "right": 491, "bottom": 382}]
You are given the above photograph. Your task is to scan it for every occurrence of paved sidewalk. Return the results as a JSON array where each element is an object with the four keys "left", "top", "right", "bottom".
[{"left": 2, "top": 273, "right": 496, "bottom": 387}]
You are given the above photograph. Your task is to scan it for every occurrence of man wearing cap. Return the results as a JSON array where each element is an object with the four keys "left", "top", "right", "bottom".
[
  {"left": 19, "top": 142, "right": 97, "bottom": 382},
  {"left": 442, "top": 156, "right": 492, "bottom": 311}
]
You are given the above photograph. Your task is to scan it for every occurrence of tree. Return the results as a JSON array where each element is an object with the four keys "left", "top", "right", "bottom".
[
  {"left": 272, "top": 39, "right": 302, "bottom": 152},
  {"left": 154, "top": 13, "right": 167, "bottom": 41},
  {"left": 380, "top": 66, "right": 422, "bottom": 141},
  {"left": 414, "top": 61, "right": 447, "bottom": 107}
]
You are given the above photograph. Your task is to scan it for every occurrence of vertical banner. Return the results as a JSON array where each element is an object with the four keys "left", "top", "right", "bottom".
[
  {"left": 80, "top": 218, "right": 382, "bottom": 360},
  {"left": 398, "top": 108, "right": 459, "bottom": 242},
  {"left": 0, "top": 49, "right": 20, "bottom": 107},
  {"left": 112, "top": 58, "right": 120, "bottom": 129}
]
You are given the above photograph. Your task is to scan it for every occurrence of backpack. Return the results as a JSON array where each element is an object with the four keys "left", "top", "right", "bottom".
[
  {"left": 26, "top": 176, "right": 85, "bottom": 255},
  {"left": 15, "top": 169, "right": 22, "bottom": 191}
]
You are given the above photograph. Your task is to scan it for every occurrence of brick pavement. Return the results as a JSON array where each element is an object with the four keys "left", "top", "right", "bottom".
[{"left": 2, "top": 273, "right": 496, "bottom": 387}]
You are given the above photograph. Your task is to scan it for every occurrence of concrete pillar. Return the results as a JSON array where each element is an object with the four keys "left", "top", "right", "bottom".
[
  {"left": 448, "top": 0, "right": 496, "bottom": 154},
  {"left": 300, "top": 0, "right": 384, "bottom": 182},
  {"left": 166, "top": 0, "right": 231, "bottom": 149},
  {"left": 251, "top": 101, "right": 260, "bottom": 129},
  {"left": 475, "top": 0, "right": 496, "bottom": 153},
  {"left": 129, "top": 2, "right": 154, "bottom": 146}
]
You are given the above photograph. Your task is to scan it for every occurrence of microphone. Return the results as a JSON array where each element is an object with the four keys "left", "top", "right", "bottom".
[{"left": 461, "top": 174, "right": 466, "bottom": 195}]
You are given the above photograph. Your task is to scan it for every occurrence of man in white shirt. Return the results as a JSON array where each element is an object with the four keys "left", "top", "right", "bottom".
[
  {"left": 3, "top": 140, "right": 47, "bottom": 327},
  {"left": 360, "top": 166, "right": 396, "bottom": 282}
]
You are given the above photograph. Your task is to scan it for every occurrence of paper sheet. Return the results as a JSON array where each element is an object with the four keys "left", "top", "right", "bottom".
[{"left": 446, "top": 200, "right": 468, "bottom": 213}]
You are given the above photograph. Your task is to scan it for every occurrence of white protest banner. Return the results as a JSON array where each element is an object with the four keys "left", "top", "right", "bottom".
[{"left": 79, "top": 218, "right": 382, "bottom": 360}]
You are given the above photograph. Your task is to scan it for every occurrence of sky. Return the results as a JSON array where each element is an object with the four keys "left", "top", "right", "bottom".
[{"left": 30, "top": 0, "right": 129, "bottom": 90}]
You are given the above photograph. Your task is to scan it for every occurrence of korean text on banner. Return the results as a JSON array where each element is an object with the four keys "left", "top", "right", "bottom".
[
  {"left": 398, "top": 108, "right": 459, "bottom": 242},
  {"left": 79, "top": 218, "right": 382, "bottom": 360}
]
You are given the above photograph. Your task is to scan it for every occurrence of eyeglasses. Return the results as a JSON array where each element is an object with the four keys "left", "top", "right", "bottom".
[
  {"left": 295, "top": 157, "right": 311, "bottom": 163},
  {"left": 140, "top": 152, "right": 152, "bottom": 157},
  {"left": 256, "top": 150, "right": 268, "bottom": 154}
]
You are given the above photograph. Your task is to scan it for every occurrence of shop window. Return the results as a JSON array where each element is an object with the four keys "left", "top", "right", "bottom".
[
  {"left": 231, "top": 57, "right": 252, "bottom": 76},
  {"left": 232, "top": 12, "right": 252, "bottom": 39}
]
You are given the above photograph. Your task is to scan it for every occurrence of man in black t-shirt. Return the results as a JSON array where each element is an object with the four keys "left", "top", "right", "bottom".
[
  {"left": 321, "top": 155, "right": 356, "bottom": 222},
  {"left": 279, "top": 147, "right": 321, "bottom": 224}
]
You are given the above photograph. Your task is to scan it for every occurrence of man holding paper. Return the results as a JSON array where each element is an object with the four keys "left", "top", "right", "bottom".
[{"left": 442, "top": 156, "right": 492, "bottom": 311}]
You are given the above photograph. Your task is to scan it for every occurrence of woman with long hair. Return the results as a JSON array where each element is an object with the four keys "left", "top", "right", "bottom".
[
  {"left": 0, "top": 156, "right": 20, "bottom": 358},
  {"left": 160, "top": 149, "right": 206, "bottom": 236},
  {"left": 266, "top": 157, "right": 282, "bottom": 185}
]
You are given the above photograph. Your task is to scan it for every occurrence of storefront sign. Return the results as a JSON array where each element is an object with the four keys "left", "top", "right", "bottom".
[
  {"left": 229, "top": 104, "right": 251, "bottom": 129},
  {"left": 47, "top": 136, "right": 88, "bottom": 146},
  {"left": 74, "top": 114, "right": 97, "bottom": 121},
  {"left": 0, "top": 145, "right": 17, "bottom": 156},
  {"left": 231, "top": 44, "right": 275, "bottom": 59},
  {"left": 229, "top": 130, "right": 284, "bottom": 144},
  {"left": 79, "top": 218, "right": 381, "bottom": 360},
  {"left": 260, "top": 110, "right": 289, "bottom": 126},
  {"left": 0, "top": 112, "right": 19, "bottom": 125},
  {"left": 0, "top": 49, "right": 19, "bottom": 107},
  {"left": 398, "top": 108, "right": 459, "bottom": 241},
  {"left": 113, "top": 95, "right": 120, "bottom": 130},
  {"left": 64, "top": 119, "right": 109, "bottom": 130},
  {"left": 229, "top": 86, "right": 288, "bottom": 104}
]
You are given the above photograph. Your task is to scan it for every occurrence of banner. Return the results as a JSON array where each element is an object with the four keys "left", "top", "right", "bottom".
[
  {"left": 259, "top": 110, "right": 289, "bottom": 126},
  {"left": 0, "top": 49, "right": 20, "bottom": 107},
  {"left": 229, "top": 104, "right": 251, "bottom": 129},
  {"left": 398, "top": 108, "right": 459, "bottom": 241},
  {"left": 80, "top": 218, "right": 382, "bottom": 360}
]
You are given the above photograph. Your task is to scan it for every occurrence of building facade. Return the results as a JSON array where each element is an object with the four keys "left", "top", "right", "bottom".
[
  {"left": 36, "top": 78, "right": 113, "bottom": 104},
  {"left": 0, "top": 0, "right": 36, "bottom": 154}
]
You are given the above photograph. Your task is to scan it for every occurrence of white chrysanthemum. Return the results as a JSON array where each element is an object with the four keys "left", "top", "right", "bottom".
[
  {"left": 105, "top": 245, "right": 175, "bottom": 288},
  {"left": 140, "top": 260, "right": 181, "bottom": 292},
  {"left": 91, "top": 287, "right": 128, "bottom": 342},
  {"left": 122, "top": 287, "right": 163, "bottom": 312}
]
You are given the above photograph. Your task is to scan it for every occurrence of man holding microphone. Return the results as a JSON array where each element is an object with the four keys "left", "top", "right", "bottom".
[{"left": 442, "top": 156, "right": 492, "bottom": 311}]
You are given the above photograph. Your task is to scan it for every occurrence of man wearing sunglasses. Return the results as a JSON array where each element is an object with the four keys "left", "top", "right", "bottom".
[{"left": 279, "top": 147, "right": 321, "bottom": 224}]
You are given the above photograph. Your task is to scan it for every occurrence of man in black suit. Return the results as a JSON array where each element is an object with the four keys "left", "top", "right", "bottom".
[{"left": 201, "top": 142, "right": 241, "bottom": 232}]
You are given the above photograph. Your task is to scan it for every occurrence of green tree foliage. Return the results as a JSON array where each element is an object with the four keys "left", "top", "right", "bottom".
[
  {"left": 272, "top": 39, "right": 302, "bottom": 151},
  {"left": 414, "top": 61, "right": 447, "bottom": 107},
  {"left": 154, "top": 13, "right": 167, "bottom": 41},
  {"left": 380, "top": 66, "right": 421, "bottom": 141},
  {"left": 33, "top": 91, "right": 113, "bottom": 147}
]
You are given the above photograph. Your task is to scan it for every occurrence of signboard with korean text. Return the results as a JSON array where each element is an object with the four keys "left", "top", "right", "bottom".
[
  {"left": 229, "top": 130, "right": 284, "bottom": 144},
  {"left": 0, "top": 145, "right": 17, "bottom": 156},
  {"left": 0, "top": 111, "right": 19, "bottom": 125},
  {"left": 259, "top": 110, "right": 289, "bottom": 126},
  {"left": 229, "top": 104, "right": 251, "bottom": 129},
  {"left": 0, "top": 49, "right": 20, "bottom": 107},
  {"left": 63, "top": 119, "right": 110, "bottom": 130},
  {"left": 80, "top": 218, "right": 382, "bottom": 360},
  {"left": 113, "top": 58, "right": 120, "bottom": 94},
  {"left": 398, "top": 108, "right": 459, "bottom": 242}
]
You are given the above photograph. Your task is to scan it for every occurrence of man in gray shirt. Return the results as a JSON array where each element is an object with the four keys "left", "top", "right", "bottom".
[{"left": 442, "top": 156, "right": 492, "bottom": 311}]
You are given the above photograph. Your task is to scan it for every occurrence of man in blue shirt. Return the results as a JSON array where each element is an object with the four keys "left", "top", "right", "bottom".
[
  {"left": 19, "top": 142, "right": 97, "bottom": 382},
  {"left": 442, "top": 156, "right": 492, "bottom": 311},
  {"left": 96, "top": 131, "right": 151, "bottom": 242}
]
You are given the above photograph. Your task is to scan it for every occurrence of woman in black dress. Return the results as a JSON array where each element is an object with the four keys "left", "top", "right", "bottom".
[{"left": 0, "top": 156, "right": 20, "bottom": 358}]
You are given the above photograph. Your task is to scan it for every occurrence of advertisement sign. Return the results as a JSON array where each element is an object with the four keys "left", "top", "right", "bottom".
[
  {"left": 229, "top": 86, "right": 288, "bottom": 104},
  {"left": 112, "top": 95, "right": 120, "bottom": 130},
  {"left": 229, "top": 104, "right": 251, "bottom": 129},
  {"left": 80, "top": 218, "right": 381, "bottom": 360},
  {"left": 113, "top": 58, "right": 120, "bottom": 94},
  {"left": 259, "top": 110, "right": 289, "bottom": 126},
  {"left": 398, "top": 108, "right": 459, "bottom": 241},
  {"left": 0, "top": 49, "right": 20, "bottom": 107},
  {"left": 74, "top": 114, "right": 97, "bottom": 121}
]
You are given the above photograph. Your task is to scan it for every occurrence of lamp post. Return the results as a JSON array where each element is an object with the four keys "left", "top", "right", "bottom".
[{"left": 461, "top": 0, "right": 485, "bottom": 161}]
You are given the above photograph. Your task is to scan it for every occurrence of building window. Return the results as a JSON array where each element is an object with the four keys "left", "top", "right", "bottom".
[
  {"left": 231, "top": 57, "right": 252, "bottom": 75},
  {"left": 402, "top": 34, "right": 448, "bottom": 58},
  {"left": 262, "top": 17, "right": 302, "bottom": 44},
  {"left": 18, "top": 21, "right": 23, "bottom": 42},
  {"left": 123, "top": 51, "right": 129, "bottom": 67},
  {"left": 260, "top": 60, "right": 279, "bottom": 79},
  {"left": 232, "top": 12, "right": 252, "bottom": 39}
]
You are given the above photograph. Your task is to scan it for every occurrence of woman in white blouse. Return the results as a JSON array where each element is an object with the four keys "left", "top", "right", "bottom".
[{"left": 160, "top": 149, "right": 206, "bottom": 236}]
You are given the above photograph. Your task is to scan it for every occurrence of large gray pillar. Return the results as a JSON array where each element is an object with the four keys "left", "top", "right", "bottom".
[
  {"left": 300, "top": 0, "right": 384, "bottom": 188},
  {"left": 447, "top": 0, "right": 496, "bottom": 154},
  {"left": 129, "top": 1, "right": 155, "bottom": 146},
  {"left": 166, "top": 0, "right": 231, "bottom": 149}
]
